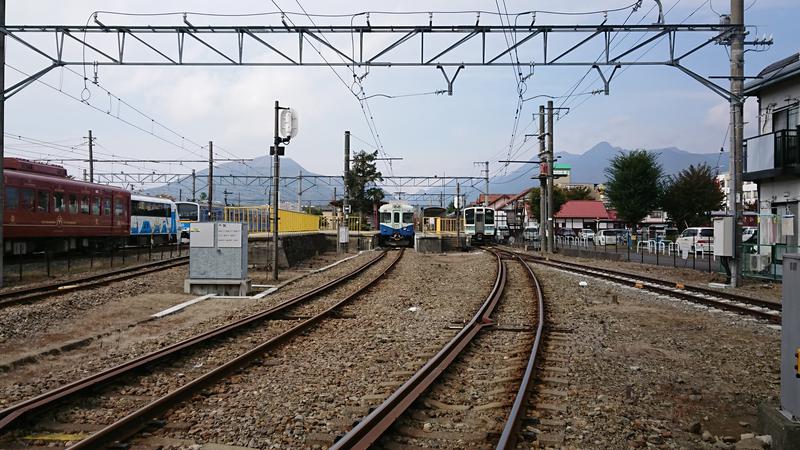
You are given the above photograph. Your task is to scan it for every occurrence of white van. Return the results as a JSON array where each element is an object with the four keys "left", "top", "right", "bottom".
[
  {"left": 676, "top": 227, "right": 714, "bottom": 253},
  {"left": 593, "top": 229, "right": 624, "bottom": 246}
]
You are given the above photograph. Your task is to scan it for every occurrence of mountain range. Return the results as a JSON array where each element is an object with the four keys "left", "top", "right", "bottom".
[{"left": 145, "top": 142, "right": 730, "bottom": 206}]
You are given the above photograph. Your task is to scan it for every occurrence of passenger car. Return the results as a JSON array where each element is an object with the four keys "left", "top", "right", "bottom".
[
  {"left": 523, "top": 225, "right": 540, "bottom": 241},
  {"left": 593, "top": 229, "right": 624, "bottom": 245},
  {"left": 676, "top": 227, "right": 714, "bottom": 253},
  {"left": 579, "top": 228, "right": 595, "bottom": 239}
]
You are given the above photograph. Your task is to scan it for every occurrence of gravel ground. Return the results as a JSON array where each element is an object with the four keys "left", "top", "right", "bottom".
[
  {"left": 529, "top": 262, "right": 780, "bottom": 449},
  {"left": 0, "top": 250, "right": 393, "bottom": 448},
  {"left": 0, "top": 250, "right": 379, "bottom": 407},
  {"left": 379, "top": 258, "right": 539, "bottom": 449},
  {"left": 133, "top": 250, "right": 495, "bottom": 449}
]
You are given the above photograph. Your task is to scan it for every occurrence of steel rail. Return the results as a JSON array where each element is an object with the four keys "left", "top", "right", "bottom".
[
  {"left": 330, "top": 250, "right": 507, "bottom": 450},
  {"left": 515, "top": 250, "right": 781, "bottom": 312},
  {"left": 0, "top": 255, "right": 189, "bottom": 308},
  {"left": 505, "top": 249, "right": 780, "bottom": 323},
  {"left": 496, "top": 254, "right": 545, "bottom": 449},
  {"left": 69, "top": 248, "right": 405, "bottom": 449},
  {"left": 0, "top": 250, "right": 389, "bottom": 433}
]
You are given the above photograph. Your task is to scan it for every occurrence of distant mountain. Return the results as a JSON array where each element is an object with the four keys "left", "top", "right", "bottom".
[
  {"left": 487, "top": 142, "right": 730, "bottom": 196},
  {"left": 144, "top": 155, "right": 336, "bottom": 207},
  {"left": 145, "top": 142, "right": 730, "bottom": 206}
]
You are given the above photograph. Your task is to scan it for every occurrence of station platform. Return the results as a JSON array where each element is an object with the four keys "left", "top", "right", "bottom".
[{"left": 246, "top": 230, "right": 377, "bottom": 269}]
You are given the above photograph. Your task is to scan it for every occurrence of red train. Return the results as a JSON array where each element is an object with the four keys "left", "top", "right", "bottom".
[{"left": 3, "top": 158, "right": 130, "bottom": 254}]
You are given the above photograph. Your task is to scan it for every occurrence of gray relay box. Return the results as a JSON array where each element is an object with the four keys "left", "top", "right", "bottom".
[
  {"left": 184, "top": 222, "right": 250, "bottom": 296},
  {"left": 782, "top": 254, "right": 800, "bottom": 419}
]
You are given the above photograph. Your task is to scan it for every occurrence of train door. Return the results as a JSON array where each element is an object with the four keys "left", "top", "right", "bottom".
[{"left": 475, "top": 208, "right": 485, "bottom": 236}]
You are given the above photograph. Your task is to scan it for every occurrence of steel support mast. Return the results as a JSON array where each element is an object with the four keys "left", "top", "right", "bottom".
[
  {"left": 271, "top": 101, "right": 281, "bottom": 281},
  {"left": 0, "top": 0, "right": 5, "bottom": 288},
  {"left": 539, "top": 104, "right": 547, "bottom": 253},
  {"left": 546, "top": 100, "right": 555, "bottom": 254}
]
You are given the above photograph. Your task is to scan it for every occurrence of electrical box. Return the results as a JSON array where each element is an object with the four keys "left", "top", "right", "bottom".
[
  {"left": 782, "top": 254, "right": 800, "bottom": 419},
  {"left": 185, "top": 222, "right": 250, "bottom": 296},
  {"left": 713, "top": 216, "right": 734, "bottom": 257}
]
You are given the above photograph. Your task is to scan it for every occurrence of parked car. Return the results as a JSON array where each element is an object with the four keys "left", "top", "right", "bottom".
[
  {"left": 495, "top": 225, "right": 510, "bottom": 243},
  {"left": 593, "top": 229, "right": 625, "bottom": 245},
  {"left": 558, "top": 228, "right": 577, "bottom": 238},
  {"left": 523, "top": 225, "right": 540, "bottom": 241},
  {"left": 579, "top": 228, "right": 595, "bottom": 239},
  {"left": 676, "top": 227, "right": 714, "bottom": 253}
]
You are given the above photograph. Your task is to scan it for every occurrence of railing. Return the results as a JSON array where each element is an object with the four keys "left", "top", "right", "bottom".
[
  {"left": 223, "top": 206, "right": 321, "bottom": 233},
  {"left": 745, "top": 128, "right": 799, "bottom": 174},
  {"left": 435, "top": 218, "right": 460, "bottom": 234}
]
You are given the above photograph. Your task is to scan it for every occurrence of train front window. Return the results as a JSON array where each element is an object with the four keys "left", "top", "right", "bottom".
[
  {"left": 393, "top": 212, "right": 400, "bottom": 223},
  {"left": 380, "top": 212, "right": 391, "bottom": 223},
  {"left": 485, "top": 209, "right": 494, "bottom": 225},
  {"left": 37, "top": 191, "right": 49, "bottom": 213},
  {"left": 465, "top": 208, "right": 475, "bottom": 224},
  {"left": 20, "top": 189, "right": 34, "bottom": 212},
  {"left": 68, "top": 194, "right": 78, "bottom": 214},
  {"left": 54, "top": 192, "right": 64, "bottom": 212},
  {"left": 177, "top": 203, "right": 199, "bottom": 221},
  {"left": 402, "top": 212, "right": 413, "bottom": 223},
  {"left": 5, "top": 187, "right": 18, "bottom": 210}
]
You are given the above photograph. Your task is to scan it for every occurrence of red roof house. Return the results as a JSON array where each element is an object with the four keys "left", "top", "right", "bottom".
[{"left": 555, "top": 200, "right": 622, "bottom": 230}]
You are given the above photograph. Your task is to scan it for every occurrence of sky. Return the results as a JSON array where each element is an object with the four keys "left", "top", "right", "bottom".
[{"left": 4, "top": 0, "right": 798, "bottom": 188}]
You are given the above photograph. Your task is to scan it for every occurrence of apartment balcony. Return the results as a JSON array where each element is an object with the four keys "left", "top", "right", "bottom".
[{"left": 744, "top": 128, "right": 800, "bottom": 181}]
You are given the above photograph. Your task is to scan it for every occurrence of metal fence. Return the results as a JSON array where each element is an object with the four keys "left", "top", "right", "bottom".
[
  {"left": 223, "top": 206, "right": 321, "bottom": 233},
  {"left": 543, "top": 235, "right": 796, "bottom": 281}
]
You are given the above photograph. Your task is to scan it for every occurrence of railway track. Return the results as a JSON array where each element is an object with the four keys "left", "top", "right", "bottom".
[
  {"left": 0, "top": 255, "right": 189, "bottom": 309},
  {"left": 499, "top": 246, "right": 781, "bottom": 324},
  {"left": 0, "top": 249, "right": 403, "bottom": 449},
  {"left": 332, "top": 250, "right": 548, "bottom": 449}
]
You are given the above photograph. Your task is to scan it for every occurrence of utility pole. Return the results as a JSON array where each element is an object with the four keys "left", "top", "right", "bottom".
[
  {"left": 539, "top": 104, "right": 548, "bottom": 252},
  {"left": 208, "top": 141, "right": 214, "bottom": 221},
  {"left": 456, "top": 182, "right": 462, "bottom": 248},
  {"left": 86, "top": 130, "right": 94, "bottom": 183},
  {"left": 191, "top": 169, "right": 196, "bottom": 201},
  {"left": 0, "top": 0, "right": 6, "bottom": 288},
  {"left": 297, "top": 170, "right": 303, "bottom": 212},
  {"left": 546, "top": 100, "right": 555, "bottom": 253},
  {"left": 474, "top": 161, "right": 489, "bottom": 206},
  {"left": 342, "top": 131, "right": 351, "bottom": 253},
  {"left": 729, "top": 0, "right": 744, "bottom": 287}
]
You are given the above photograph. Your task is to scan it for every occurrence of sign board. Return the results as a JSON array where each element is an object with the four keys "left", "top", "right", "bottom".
[
  {"left": 338, "top": 225, "right": 350, "bottom": 244},
  {"left": 190, "top": 223, "right": 215, "bottom": 248},
  {"left": 279, "top": 108, "right": 299, "bottom": 140},
  {"left": 553, "top": 168, "right": 570, "bottom": 176},
  {"left": 782, "top": 215, "right": 795, "bottom": 236},
  {"left": 217, "top": 222, "right": 243, "bottom": 248},
  {"left": 539, "top": 162, "right": 549, "bottom": 176}
]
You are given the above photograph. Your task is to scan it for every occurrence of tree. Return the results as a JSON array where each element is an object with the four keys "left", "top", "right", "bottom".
[
  {"left": 604, "top": 150, "right": 664, "bottom": 226},
  {"left": 346, "top": 150, "right": 384, "bottom": 215},
  {"left": 526, "top": 186, "right": 567, "bottom": 222},
  {"left": 564, "top": 185, "right": 594, "bottom": 201},
  {"left": 661, "top": 163, "right": 724, "bottom": 228},
  {"left": 199, "top": 192, "right": 208, "bottom": 201}
]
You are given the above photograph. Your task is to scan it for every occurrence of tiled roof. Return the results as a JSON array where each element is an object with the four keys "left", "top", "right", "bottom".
[{"left": 555, "top": 200, "right": 614, "bottom": 219}]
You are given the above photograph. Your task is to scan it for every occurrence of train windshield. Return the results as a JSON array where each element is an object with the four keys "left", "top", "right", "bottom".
[
  {"left": 465, "top": 208, "right": 475, "bottom": 224},
  {"left": 402, "top": 212, "right": 413, "bottom": 223},
  {"left": 380, "top": 212, "right": 391, "bottom": 223},
  {"left": 177, "top": 203, "right": 199, "bottom": 221},
  {"left": 393, "top": 212, "right": 400, "bottom": 223},
  {"left": 485, "top": 209, "right": 494, "bottom": 224}
]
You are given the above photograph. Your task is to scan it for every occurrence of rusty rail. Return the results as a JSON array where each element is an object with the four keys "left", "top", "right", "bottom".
[
  {"left": 0, "top": 250, "right": 390, "bottom": 434},
  {"left": 68, "top": 248, "right": 405, "bottom": 449},
  {"left": 330, "top": 250, "right": 507, "bottom": 450},
  {"left": 496, "top": 253, "right": 546, "bottom": 449}
]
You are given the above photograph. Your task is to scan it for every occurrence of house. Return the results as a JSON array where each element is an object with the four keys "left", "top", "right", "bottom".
[
  {"left": 716, "top": 173, "right": 758, "bottom": 207},
  {"left": 743, "top": 52, "right": 799, "bottom": 253},
  {"left": 554, "top": 200, "right": 623, "bottom": 231},
  {"left": 476, "top": 189, "right": 533, "bottom": 231}
]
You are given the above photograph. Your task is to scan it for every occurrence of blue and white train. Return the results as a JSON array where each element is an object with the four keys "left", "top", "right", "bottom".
[
  {"left": 175, "top": 201, "right": 224, "bottom": 240},
  {"left": 378, "top": 201, "right": 415, "bottom": 247},
  {"left": 129, "top": 194, "right": 178, "bottom": 244}
]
